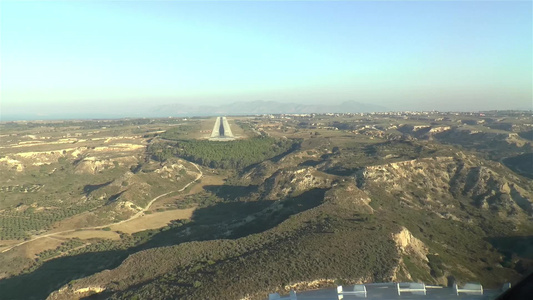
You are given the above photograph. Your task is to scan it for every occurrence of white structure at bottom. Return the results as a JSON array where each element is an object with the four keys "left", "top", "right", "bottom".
[
  {"left": 269, "top": 290, "right": 297, "bottom": 300},
  {"left": 454, "top": 283, "right": 483, "bottom": 295},
  {"left": 337, "top": 285, "right": 367, "bottom": 299},
  {"left": 501, "top": 282, "right": 511, "bottom": 292},
  {"left": 396, "top": 282, "right": 427, "bottom": 296}
]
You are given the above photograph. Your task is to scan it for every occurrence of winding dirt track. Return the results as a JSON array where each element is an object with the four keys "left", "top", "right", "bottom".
[{"left": 0, "top": 162, "right": 202, "bottom": 253}]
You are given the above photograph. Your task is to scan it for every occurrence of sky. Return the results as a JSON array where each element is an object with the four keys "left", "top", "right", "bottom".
[{"left": 0, "top": 1, "right": 531, "bottom": 120}]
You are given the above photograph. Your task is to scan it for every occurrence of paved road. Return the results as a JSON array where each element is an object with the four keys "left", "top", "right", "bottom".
[{"left": 0, "top": 162, "right": 203, "bottom": 253}]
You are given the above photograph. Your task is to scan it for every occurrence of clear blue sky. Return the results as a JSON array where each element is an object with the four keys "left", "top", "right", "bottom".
[{"left": 1, "top": 1, "right": 531, "bottom": 119}]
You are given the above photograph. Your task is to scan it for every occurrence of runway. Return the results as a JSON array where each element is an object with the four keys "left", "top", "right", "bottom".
[{"left": 209, "top": 116, "right": 235, "bottom": 141}]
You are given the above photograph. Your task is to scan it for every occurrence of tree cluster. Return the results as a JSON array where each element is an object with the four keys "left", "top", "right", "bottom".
[{"left": 148, "top": 137, "right": 297, "bottom": 169}]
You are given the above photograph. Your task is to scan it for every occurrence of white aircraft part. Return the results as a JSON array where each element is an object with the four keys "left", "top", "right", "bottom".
[
  {"left": 454, "top": 283, "right": 483, "bottom": 295},
  {"left": 397, "top": 282, "right": 426, "bottom": 295},
  {"left": 269, "top": 291, "right": 297, "bottom": 300},
  {"left": 337, "top": 285, "right": 367, "bottom": 299}
]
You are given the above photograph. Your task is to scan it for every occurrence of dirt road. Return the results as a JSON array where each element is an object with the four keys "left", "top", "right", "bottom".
[{"left": 0, "top": 162, "right": 202, "bottom": 253}]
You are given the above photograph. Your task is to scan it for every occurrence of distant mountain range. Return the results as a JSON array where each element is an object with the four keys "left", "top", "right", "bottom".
[
  {"left": 152, "top": 100, "right": 387, "bottom": 116},
  {"left": 1, "top": 101, "right": 388, "bottom": 121}
]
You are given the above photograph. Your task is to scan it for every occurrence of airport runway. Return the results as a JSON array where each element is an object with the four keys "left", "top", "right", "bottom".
[
  {"left": 210, "top": 116, "right": 235, "bottom": 140},
  {"left": 210, "top": 116, "right": 222, "bottom": 138},
  {"left": 221, "top": 116, "right": 234, "bottom": 137}
]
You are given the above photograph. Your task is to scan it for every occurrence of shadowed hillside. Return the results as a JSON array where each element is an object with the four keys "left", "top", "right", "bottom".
[{"left": 46, "top": 148, "right": 533, "bottom": 300}]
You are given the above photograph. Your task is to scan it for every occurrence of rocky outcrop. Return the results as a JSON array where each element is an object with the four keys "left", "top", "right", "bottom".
[
  {"left": 0, "top": 144, "right": 142, "bottom": 172},
  {"left": 505, "top": 133, "right": 529, "bottom": 147},
  {"left": 75, "top": 156, "right": 138, "bottom": 174},
  {"left": 0, "top": 157, "right": 24, "bottom": 171},
  {"left": 393, "top": 227, "right": 428, "bottom": 261},
  {"left": 323, "top": 182, "right": 374, "bottom": 214},
  {"left": 92, "top": 143, "right": 144, "bottom": 152},
  {"left": 356, "top": 156, "right": 533, "bottom": 218},
  {"left": 48, "top": 286, "right": 105, "bottom": 300},
  {"left": 74, "top": 286, "right": 105, "bottom": 295},
  {"left": 242, "top": 149, "right": 324, "bottom": 185},
  {"left": 391, "top": 227, "right": 430, "bottom": 282},
  {"left": 262, "top": 167, "right": 333, "bottom": 200},
  {"left": 429, "top": 126, "right": 451, "bottom": 134},
  {"left": 154, "top": 162, "right": 189, "bottom": 181}
]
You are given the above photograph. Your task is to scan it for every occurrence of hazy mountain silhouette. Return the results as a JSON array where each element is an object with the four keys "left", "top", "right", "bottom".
[{"left": 153, "top": 100, "right": 387, "bottom": 116}]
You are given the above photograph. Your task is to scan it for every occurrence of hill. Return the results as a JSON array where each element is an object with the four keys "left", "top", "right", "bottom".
[
  {"left": 47, "top": 146, "right": 533, "bottom": 300},
  {"left": 0, "top": 114, "right": 531, "bottom": 300}
]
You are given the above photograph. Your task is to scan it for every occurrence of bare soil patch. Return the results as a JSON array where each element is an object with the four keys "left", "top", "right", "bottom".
[
  {"left": 188, "top": 173, "right": 225, "bottom": 195},
  {"left": 50, "top": 211, "right": 100, "bottom": 232},
  {"left": 109, "top": 208, "right": 195, "bottom": 234},
  {"left": 0, "top": 240, "right": 24, "bottom": 248},
  {"left": 59, "top": 230, "right": 120, "bottom": 240},
  {"left": 21, "top": 236, "right": 65, "bottom": 258}
]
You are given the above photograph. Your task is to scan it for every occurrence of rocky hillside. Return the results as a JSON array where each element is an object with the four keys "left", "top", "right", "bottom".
[
  {"left": 47, "top": 150, "right": 532, "bottom": 300},
  {"left": 357, "top": 155, "right": 533, "bottom": 220}
]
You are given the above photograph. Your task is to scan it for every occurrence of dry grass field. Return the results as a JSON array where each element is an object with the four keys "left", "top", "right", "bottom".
[
  {"left": 59, "top": 230, "right": 121, "bottom": 241},
  {"left": 21, "top": 236, "right": 65, "bottom": 259},
  {"left": 109, "top": 208, "right": 195, "bottom": 234}
]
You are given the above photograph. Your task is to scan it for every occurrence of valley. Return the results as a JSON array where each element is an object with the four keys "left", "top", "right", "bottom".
[{"left": 0, "top": 112, "right": 532, "bottom": 300}]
